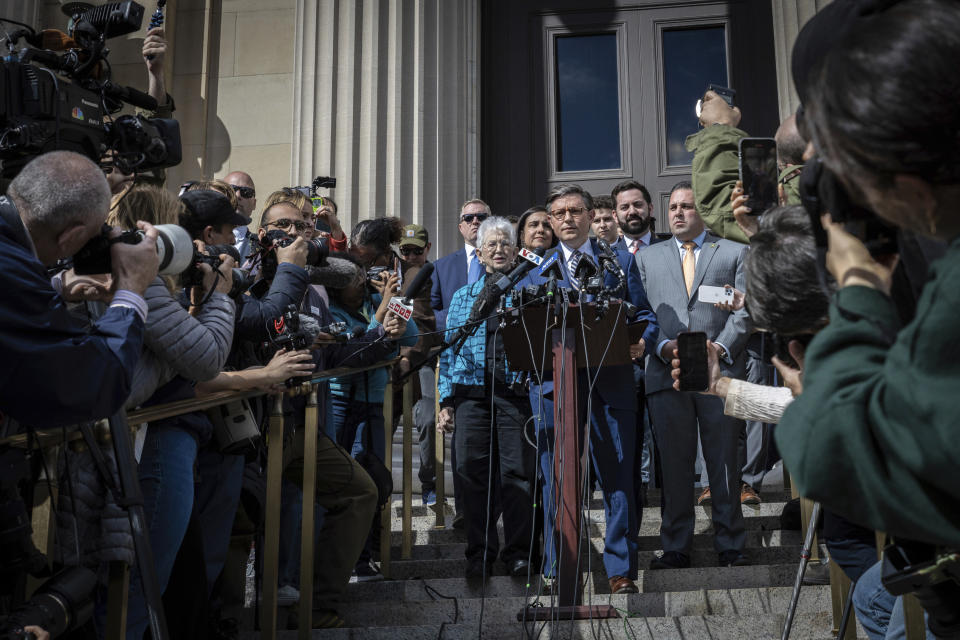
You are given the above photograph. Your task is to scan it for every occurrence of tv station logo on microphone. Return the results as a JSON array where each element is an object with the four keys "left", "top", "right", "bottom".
[{"left": 519, "top": 248, "right": 543, "bottom": 266}]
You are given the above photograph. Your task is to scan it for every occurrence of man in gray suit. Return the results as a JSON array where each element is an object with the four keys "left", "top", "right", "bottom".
[{"left": 636, "top": 181, "right": 752, "bottom": 569}]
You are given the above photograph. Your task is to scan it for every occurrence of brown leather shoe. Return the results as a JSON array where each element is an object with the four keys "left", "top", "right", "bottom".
[
  {"left": 608, "top": 576, "right": 639, "bottom": 594},
  {"left": 697, "top": 486, "right": 712, "bottom": 505},
  {"left": 740, "top": 483, "right": 761, "bottom": 505}
]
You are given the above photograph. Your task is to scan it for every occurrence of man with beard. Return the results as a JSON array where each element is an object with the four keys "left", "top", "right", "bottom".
[
  {"left": 612, "top": 181, "right": 661, "bottom": 254},
  {"left": 612, "top": 180, "right": 663, "bottom": 523}
]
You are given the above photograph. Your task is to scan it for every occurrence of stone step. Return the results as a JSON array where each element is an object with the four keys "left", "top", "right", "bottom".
[
  {"left": 339, "top": 563, "right": 803, "bottom": 602},
  {"left": 387, "top": 504, "right": 787, "bottom": 543},
  {"left": 328, "top": 584, "right": 833, "bottom": 628},
  {"left": 382, "top": 545, "right": 802, "bottom": 580},
  {"left": 244, "top": 611, "right": 862, "bottom": 639},
  {"left": 388, "top": 528, "right": 802, "bottom": 560}
]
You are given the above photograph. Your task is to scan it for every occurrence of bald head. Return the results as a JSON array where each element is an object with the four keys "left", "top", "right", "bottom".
[
  {"left": 225, "top": 171, "right": 256, "bottom": 217},
  {"left": 775, "top": 115, "right": 806, "bottom": 167}
]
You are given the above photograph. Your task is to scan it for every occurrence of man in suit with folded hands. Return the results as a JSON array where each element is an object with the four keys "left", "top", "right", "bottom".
[{"left": 636, "top": 181, "right": 752, "bottom": 570}]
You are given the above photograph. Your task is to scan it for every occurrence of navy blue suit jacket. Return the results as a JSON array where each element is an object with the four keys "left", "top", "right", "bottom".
[
  {"left": 519, "top": 238, "right": 659, "bottom": 411},
  {"left": 430, "top": 247, "right": 468, "bottom": 331}
]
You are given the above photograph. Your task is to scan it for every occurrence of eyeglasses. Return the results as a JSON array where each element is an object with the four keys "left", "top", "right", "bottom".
[
  {"left": 460, "top": 213, "right": 488, "bottom": 224},
  {"left": 548, "top": 206, "right": 588, "bottom": 221},
  {"left": 265, "top": 218, "right": 307, "bottom": 232},
  {"left": 481, "top": 239, "right": 512, "bottom": 251},
  {"left": 230, "top": 184, "right": 256, "bottom": 199},
  {"left": 400, "top": 246, "right": 425, "bottom": 256}
]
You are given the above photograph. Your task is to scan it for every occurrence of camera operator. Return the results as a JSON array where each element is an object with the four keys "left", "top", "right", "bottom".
[
  {"left": 54, "top": 184, "right": 237, "bottom": 640},
  {"left": 0, "top": 151, "right": 158, "bottom": 429},
  {"left": 775, "top": 0, "right": 960, "bottom": 635}
]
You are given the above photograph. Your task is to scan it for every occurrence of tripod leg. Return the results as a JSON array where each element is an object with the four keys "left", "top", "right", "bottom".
[
  {"left": 782, "top": 501, "right": 821, "bottom": 640},
  {"left": 109, "top": 412, "right": 170, "bottom": 640},
  {"left": 836, "top": 580, "right": 856, "bottom": 640}
]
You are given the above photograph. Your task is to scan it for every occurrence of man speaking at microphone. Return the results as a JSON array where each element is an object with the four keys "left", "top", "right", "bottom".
[{"left": 521, "top": 184, "right": 658, "bottom": 594}]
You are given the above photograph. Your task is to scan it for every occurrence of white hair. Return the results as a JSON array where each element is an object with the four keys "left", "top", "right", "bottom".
[
  {"left": 477, "top": 215, "right": 516, "bottom": 248},
  {"left": 7, "top": 151, "right": 110, "bottom": 232}
]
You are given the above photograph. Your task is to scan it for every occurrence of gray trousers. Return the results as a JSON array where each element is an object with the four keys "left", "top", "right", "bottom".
[
  {"left": 739, "top": 338, "right": 775, "bottom": 488},
  {"left": 648, "top": 389, "right": 746, "bottom": 555},
  {"left": 415, "top": 366, "right": 437, "bottom": 492}
]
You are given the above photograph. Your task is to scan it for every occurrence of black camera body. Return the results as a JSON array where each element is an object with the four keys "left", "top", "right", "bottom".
[
  {"left": 0, "top": 1, "right": 182, "bottom": 178},
  {"left": 266, "top": 304, "right": 313, "bottom": 352},
  {"left": 70, "top": 223, "right": 194, "bottom": 276},
  {"left": 249, "top": 230, "right": 329, "bottom": 281}
]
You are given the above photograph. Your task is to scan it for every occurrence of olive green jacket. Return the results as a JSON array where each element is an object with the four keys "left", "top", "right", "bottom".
[
  {"left": 685, "top": 125, "right": 802, "bottom": 245},
  {"left": 775, "top": 237, "right": 960, "bottom": 547}
]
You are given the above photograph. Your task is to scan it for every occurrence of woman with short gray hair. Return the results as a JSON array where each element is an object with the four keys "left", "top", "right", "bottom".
[{"left": 437, "top": 216, "right": 536, "bottom": 580}]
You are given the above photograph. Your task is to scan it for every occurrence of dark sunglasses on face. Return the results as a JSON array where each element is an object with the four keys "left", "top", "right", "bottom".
[
  {"left": 231, "top": 184, "right": 256, "bottom": 199},
  {"left": 266, "top": 218, "right": 307, "bottom": 231},
  {"left": 400, "top": 246, "right": 425, "bottom": 256},
  {"left": 460, "top": 213, "right": 488, "bottom": 224}
]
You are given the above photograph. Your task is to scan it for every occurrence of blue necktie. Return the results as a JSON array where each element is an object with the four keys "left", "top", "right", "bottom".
[{"left": 468, "top": 254, "right": 484, "bottom": 284}]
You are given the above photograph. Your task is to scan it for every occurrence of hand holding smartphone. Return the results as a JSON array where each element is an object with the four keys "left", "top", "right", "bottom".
[
  {"left": 739, "top": 137, "right": 779, "bottom": 215},
  {"left": 677, "top": 331, "right": 710, "bottom": 392}
]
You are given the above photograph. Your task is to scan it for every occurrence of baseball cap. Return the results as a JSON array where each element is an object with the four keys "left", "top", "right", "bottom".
[
  {"left": 180, "top": 190, "right": 252, "bottom": 227},
  {"left": 400, "top": 224, "right": 429, "bottom": 248}
]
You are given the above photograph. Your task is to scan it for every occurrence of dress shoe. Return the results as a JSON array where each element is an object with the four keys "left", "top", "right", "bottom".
[
  {"left": 608, "top": 576, "right": 639, "bottom": 594},
  {"left": 718, "top": 550, "right": 750, "bottom": 567},
  {"left": 452, "top": 512, "right": 465, "bottom": 529},
  {"left": 508, "top": 558, "right": 530, "bottom": 577},
  {"left": 697, "top": 486, "right": 712, "bottom": 505},
  {"left": 649, "top": 551, "right": 690, "bottom": 570},
  {"left": 740, "top": 483, "right": 761, "bottom": 505}
]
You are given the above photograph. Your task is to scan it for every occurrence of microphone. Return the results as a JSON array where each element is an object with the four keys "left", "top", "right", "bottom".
[
  {"left": 448, "top": 246, "right": 545, "bottom": 353},
  {"left": 594, "top": 238, "right": 626, "bottom": 294},
  {"left": 401, "top": 262, "right": 435, "bottom": 305},
  {"left": 573, "top": 253, "right": 600, "bottom": 281}
]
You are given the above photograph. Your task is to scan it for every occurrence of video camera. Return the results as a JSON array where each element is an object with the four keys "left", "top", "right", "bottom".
[
  {"left": 0, "top": 1, "right": 182, "bottom": 179},
  {"left": 291, "top": 176, "right": 337, "bottom": 199}
]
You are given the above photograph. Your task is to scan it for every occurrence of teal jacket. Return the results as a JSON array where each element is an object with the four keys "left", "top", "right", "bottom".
[
  {"left": 328, "top": 294, "right": 419, "bottom": 403},
  {"left": 776, "top": 237, "right": 960, "bottom": 547}
]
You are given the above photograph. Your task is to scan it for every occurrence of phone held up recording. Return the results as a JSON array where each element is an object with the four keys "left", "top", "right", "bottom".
[
  {"left": 739, "top": 137, "right": 778, "bottom": 216},
  {"left": 677, "top": 331, "right": 710, "bottom": 393}
]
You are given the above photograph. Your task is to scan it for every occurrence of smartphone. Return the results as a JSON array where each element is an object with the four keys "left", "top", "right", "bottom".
[
  {"left": 696, "top": 84, "right": 736, "bottom": 118},
  {"left": 739, "top": 137, "right": 779, "bottom": 215},
  {"left": 677, "top": 331, "right": 710, "bottom": 392},
  {"left": 698, "top": 285, "right": 734, "bottom": 305}
]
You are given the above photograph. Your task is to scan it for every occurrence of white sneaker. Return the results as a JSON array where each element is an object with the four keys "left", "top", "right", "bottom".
[{"left": 277, "top": 584, "right": 300, "bottom": 606}]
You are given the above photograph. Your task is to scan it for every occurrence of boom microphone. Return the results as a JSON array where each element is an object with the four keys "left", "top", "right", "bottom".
[{"left": 401, "top": 262, "right": 435, "bottom": 305}]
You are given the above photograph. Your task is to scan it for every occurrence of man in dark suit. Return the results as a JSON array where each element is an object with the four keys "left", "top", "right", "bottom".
[
  {"left": 429, "top": 199, "right": 490, "bottom": 525},
  {"left": 522, "top": 184, "right": 658, "bottom": 594},
  {"left": 611, "top": 180, "right": 664, "bottom": 528},
  {"left": 636, "top": 181, "right": 752, "bottom": 569},
  {"left": 612, "top": 180, "right": 658, "bottom": 254},
  {"left": 430, "top": 199, "right": 490, "bottom": 331}
]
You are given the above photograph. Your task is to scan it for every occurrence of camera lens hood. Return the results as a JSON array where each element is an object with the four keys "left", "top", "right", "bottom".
[{"left": 154, "top": 223, "right": 194, "bottom": 275}]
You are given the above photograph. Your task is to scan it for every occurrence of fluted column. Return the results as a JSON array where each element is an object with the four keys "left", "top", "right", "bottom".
[
  {"left": 292, "top": 0, "right": 480, "bottom": 258},
  {"left": 770, "top": 0, "right": 833, "bottom": 121}
]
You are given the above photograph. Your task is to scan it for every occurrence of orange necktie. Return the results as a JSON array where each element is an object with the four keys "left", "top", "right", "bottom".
[{"left": 682, "top": 241, "right": 696, "bottom": 295}]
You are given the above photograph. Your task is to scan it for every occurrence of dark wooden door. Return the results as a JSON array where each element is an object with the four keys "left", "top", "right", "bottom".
[{"left": 481, "top": 0, "right": 779, "bottom": 232}]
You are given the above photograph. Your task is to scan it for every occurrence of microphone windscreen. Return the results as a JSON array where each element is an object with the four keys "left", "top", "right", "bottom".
[
  {"left": 298, "top": 313, "right": 322, "bottom": 340},
  {"left": 307, "top": 256, "right": 363, "bottom": 289}
]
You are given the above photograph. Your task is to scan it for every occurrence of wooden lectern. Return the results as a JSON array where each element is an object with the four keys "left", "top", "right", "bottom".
[{"left": 504, "top": 300, "right": 645, "bottom": 621}]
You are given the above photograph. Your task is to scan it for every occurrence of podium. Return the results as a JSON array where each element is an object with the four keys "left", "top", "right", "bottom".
[{"left": 503, "top": 300, "right": 645, "bottom": 621}]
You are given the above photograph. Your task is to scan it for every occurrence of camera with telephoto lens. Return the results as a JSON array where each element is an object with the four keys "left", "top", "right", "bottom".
[
  {"left": 0, "top": 1, "right": 182, "bottom": 179},
  {"left": 70, "top": 223, "right": 194, "bottom": 276},
  {"left": 249, "top": 230, "right": 329, "bottom": 281},
  {"left": 0, "top": 567, "right": 98, "bottom": 640}
]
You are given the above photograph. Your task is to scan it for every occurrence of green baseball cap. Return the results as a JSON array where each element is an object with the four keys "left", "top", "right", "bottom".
[{"left": 400, "top": 224, "right": 429, "bottom": 248}]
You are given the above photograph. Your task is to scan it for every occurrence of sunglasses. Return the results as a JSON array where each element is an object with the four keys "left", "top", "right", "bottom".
[
  {"left": 460, "top": 213, "right": 488, "bottom": 224},
  {"left": 266, "top": 218, "right": 307, "bottom": 232},
  {"left": 230, "top": 184, "right": 256, "bottom": 199},
  {"left": 400, "top": 246, "right": 425, "bottom": 256}
]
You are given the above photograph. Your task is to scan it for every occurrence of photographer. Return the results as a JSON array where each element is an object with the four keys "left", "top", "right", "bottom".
[
  {"left": 55, "top": 184, "right": 237, "bottom": 640},
  {"left": 776, "top": 0, "right": 960, "bottom": 635},
  {"left": 0, "top": 151, "right": 158, "bottom": 429}
]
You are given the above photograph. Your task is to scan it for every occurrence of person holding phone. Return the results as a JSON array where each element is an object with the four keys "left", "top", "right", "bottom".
[{"left": 635, "top": 181, "right": 752, "bottom": 569}]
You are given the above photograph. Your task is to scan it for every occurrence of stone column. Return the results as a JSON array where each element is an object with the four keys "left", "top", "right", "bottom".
[
  {"left": 292, "top": 0, "right": 480, "bottom": 258},
  {"left": 770, "top": 0, "right": 832, "bottom": 121}
]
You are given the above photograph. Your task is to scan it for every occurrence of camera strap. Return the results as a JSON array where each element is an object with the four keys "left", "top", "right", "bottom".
[{"left": 78, "top": 421, "right": 138, "bottom": 509}]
